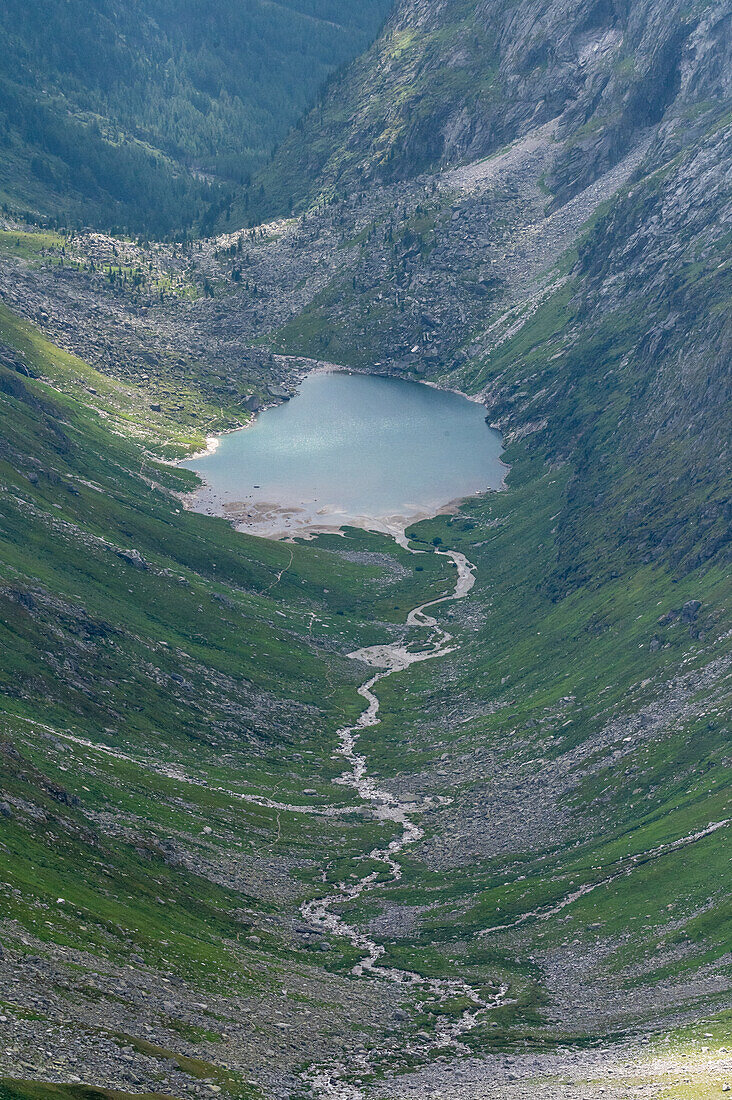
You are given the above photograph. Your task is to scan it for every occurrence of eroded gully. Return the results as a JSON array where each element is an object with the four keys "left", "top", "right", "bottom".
[{"left": 301, "top": 545, "right": 509, "bottom": 1099}]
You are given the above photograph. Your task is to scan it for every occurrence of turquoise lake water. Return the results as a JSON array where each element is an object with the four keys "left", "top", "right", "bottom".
[{"left": 181, "top": 370, "right": 504, "bottom": 538}]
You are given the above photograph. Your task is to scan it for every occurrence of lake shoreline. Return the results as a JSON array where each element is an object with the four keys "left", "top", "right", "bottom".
[
  {"left": 180, "top": 483, "right": 481, "bottom": 543},
  {"left": 179, "top": 364, "right": 509, "bottom": 542}
]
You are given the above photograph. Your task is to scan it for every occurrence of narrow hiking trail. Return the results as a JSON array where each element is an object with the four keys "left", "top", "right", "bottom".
[{"left": 300, "top": 545, "right": 509, "bottom": 1099}]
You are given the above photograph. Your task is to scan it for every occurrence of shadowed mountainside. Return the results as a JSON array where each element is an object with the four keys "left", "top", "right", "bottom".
[{"left": 0, "top": 0, "right": 392, "bottom": 235}]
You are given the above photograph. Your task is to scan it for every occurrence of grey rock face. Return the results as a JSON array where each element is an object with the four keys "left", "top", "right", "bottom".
[
  {"left": 263, "top": 0, "right": 732, "bottom": 218},
  {"left": 681, "top": 599, "right": 702, "bottom": 622}
]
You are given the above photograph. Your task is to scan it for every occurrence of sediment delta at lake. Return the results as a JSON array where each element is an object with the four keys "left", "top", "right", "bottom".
[{"left": 181, "top": 369, "right": 505, "bottom": 539}]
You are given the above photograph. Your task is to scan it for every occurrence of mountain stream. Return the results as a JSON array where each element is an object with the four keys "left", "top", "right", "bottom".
[{"left": 300, "top": 545, "right": 508, "bottom": 1098}]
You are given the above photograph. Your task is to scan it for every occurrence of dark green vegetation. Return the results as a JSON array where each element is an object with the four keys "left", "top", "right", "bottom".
[{"left": 0, "top": 0, "right": 392, "bottom": 235}]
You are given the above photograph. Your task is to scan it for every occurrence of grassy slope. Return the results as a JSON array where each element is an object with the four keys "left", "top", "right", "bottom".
[
  {"left": 0, "top": 1084, "right": 171, "bottom": 1100},
  {"left": 0, "top": 305, "right": 459, "bottom": 1087},
  {"left": 361, "top": 452, "right": 730, "bottom": 1039}
]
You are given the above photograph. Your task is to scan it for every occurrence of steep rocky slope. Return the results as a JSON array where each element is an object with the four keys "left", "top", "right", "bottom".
[{"left": 246, "top": 0, "right": 732, "bottom": 219}]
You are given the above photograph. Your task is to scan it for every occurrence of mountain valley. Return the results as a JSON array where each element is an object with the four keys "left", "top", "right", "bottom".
[{"left": 0, "top": 0, "right": 730, "bottom": 1097}]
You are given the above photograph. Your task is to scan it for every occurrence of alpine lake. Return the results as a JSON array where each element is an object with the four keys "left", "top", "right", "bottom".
[{"left": 181, "top": 369, "right": 505, "bottom": 539}]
